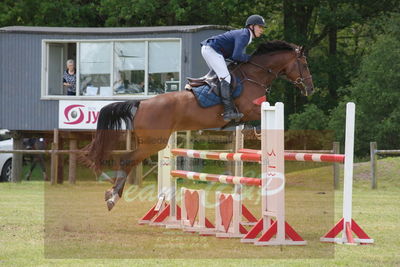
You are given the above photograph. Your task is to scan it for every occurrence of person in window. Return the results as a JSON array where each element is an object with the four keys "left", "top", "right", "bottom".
[
  {"left": 63, "top": 59, "right": 76, "bottom": 95},
  {"left": 166, "top": 72, "right": 175, "bottom": 81},
  {"left": 113, "top": 71, "right": 126, "bottom": 94},
  {"left": 200, "top": 15, "right": 265, "bottom": 122},
  {"left": 148, "top": 74, "right": 163, "bottom": 94}
]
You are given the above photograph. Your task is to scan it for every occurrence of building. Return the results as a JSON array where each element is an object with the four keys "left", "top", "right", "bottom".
[
  {"left": 0, "top": 25, "right": 230, "bottom": 132},
  {"left": 0, "top": 25, "right": 230, "bottom": 183}
]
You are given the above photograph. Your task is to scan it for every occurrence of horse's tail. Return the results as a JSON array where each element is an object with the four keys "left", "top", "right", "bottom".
[{"left": 84, "top": 100, "right": 141, "bottom": 170}]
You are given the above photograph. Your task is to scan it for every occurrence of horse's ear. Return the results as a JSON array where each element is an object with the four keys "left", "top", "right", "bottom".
[{"left": 299, "top": 46, "right": 305, "bottom": 56}]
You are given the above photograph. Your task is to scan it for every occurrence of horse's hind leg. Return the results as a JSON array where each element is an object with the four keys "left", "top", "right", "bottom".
[
  {"left": 105, "top": 171, "right": 128, "bottom": 211},
  {"left": 104, "top": 128, "right": 172, "bottom": 210},
  {"left": 104, "top": 148, "right": 150, "bottom": 211}
]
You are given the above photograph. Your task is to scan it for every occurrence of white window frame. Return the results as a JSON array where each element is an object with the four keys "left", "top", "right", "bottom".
[{"left": 41, "top": 38, "right": 182, "bottom": 100}]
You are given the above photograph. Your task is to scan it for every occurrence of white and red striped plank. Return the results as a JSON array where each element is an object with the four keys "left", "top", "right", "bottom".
[
  {"left": 170, "top": 170, "right": 261, "bottom": 187},
  {"left": 238, "top": 148, "right": 345, "bottom": 163},
  {"left": 171, "top": 148, "right": 260, "bottom": 162}
]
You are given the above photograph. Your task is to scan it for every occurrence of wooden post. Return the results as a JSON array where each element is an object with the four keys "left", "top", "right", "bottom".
[
  {"left": 50, "top": 129, "right": 59, "bottom": 185},
  {"left": 133, "top": 162, "right": 143, "bottom": 186},
  {"left": 126, "top": 130, "right": 134, "bottom": 184},
  {"left": 127, "top": 164, "right": 143, "bottom": 185},
  {"left": 68, "top": 139, "right": 77, "bottom": 184},
  {"left": 125, "top": 131, "right": 142, "bottom": 185},
  {"left": 184, "top": 131, "right": 193, "bottom": 171},
  {"left": 333, "top": 142, "right": 340, "bottom": 189},
  {"left": 127, "top": 168, "right": 135, "bottom": 184},
  {"left": 226, "top": 131, "right": 235, "bottom": 175},
  {"left": 125, "top": 130, "right": 143, "bottom": 185},
  {"left": 57, "top": 137, "right": 64, "bottom": 184},
  {"left": 11, "top": 133, "right": 23, "bottom": 183},
  {"left": 234, "top": 125, "right": 244, "bottom": 177},
  {"left": 370, "top": 142, "right": 377, "bottom": 189}
]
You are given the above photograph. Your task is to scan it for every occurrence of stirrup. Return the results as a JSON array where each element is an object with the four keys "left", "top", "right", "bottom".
[{"left": 223, "top": 111, "right": 243, "bottom": 122}]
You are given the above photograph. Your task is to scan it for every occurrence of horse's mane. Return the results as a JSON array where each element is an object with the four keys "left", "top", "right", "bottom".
[{"left": 252, "top": 40, "right": 296, "bottom": 56}]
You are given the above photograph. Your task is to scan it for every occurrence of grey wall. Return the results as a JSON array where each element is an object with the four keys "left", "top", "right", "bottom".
[
  {"left": 0, "top": 28, "right": 226, "bottom": 131},
  {"left": 0, "top": 32, "right": 56, "bottom": 131}
]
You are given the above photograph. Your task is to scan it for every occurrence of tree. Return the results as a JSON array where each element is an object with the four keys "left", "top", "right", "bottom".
[
  {"left": 328, "top": 13, "right": 400, "bottom": 155},
  {"left": 282, "top": 0, "right": 399, "bottom": 115},
  {"left": 0, "top": 0, "right": 102, "bottom": 27}
]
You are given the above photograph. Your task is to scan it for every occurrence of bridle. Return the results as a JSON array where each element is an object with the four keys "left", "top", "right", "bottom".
[
  {"left": 291, "top": 52, "right": 313, "bottom": 92},
  {"left": 235, "top": 50, "right": 312, "bottom": 94}
]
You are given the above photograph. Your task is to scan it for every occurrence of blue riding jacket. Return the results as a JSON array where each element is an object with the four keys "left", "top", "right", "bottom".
[{"left": 201, "top": 28, "right": 252, "bottom": 62}]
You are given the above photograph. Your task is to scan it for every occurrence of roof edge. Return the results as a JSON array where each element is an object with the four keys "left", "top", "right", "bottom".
[{"left": 0, "top": 25, "right": 234, "bottom": 35}]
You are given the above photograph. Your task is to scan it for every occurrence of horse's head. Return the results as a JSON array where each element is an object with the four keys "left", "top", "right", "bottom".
[
  {"left": 249, "top": 41, "right": 315, "bottom": 97},
  {"left": 282, "top": 46, "right": 314, "bottom": 96}
]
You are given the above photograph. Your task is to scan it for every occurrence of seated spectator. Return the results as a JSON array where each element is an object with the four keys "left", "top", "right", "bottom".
[{"left": 63, "top": 59, "right": 76, "bottom": 95}]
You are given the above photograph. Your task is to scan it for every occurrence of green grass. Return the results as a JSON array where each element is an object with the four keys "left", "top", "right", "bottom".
[{"left": 0, "top": 157, "right": 399, "bottom": 266}]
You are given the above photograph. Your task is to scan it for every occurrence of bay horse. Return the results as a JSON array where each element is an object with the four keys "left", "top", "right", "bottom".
[{"left": 85, "top": 40, "right": 314, "bottom": 210}]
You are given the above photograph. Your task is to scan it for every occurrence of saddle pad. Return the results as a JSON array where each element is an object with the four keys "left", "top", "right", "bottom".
[{"left": 190, "top": 78, "right": 243, "bottom": 108}]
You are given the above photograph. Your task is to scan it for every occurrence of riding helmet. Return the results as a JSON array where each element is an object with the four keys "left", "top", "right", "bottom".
[{"left": 245, "top": 15, "right": 266, "bottom": 27}]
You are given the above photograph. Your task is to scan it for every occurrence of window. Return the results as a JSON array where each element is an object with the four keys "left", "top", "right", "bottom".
[
  {"left": 113, "top": 42, "right": 145, "bottom": 95},
  {"left": 149, "top": 41, "right": 180, "bottom": 95},
  {"left": 42, "top": 39, "right": 181, "bottom": 98},
  {"left": 79, "top": 42, "right": 111, "bottom": 96}
]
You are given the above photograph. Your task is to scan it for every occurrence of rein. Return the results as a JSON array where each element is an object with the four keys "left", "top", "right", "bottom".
[
  {"left": 234, "top": 51, "right": 312, "bottom": 94},
  {"left": 235, "top": 62, "right": 277, "bottom": 94}
]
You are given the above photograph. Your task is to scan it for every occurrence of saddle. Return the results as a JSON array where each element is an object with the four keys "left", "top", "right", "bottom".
[
  {"left": 185, "top": 70, "right": 221, "bottom": 96},
  {"left": 185, "top": 64, "right": 237, "bottom": 96}
]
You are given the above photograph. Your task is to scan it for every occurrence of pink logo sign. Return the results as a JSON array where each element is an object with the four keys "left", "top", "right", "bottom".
[{"left": 63, "top": 104, "right": 99, "bottom": 125}]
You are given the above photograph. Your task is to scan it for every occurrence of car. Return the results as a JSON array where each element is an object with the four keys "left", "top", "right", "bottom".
[{"left": 0, "top": 129, "right": 13, "bottom": 182}]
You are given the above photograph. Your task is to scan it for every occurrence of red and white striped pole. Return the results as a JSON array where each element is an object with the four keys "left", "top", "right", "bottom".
[
  {"left": 238, "top": 148, "right": 345, "bottom": 163},
  {"left": 170, "top": 170, "right": 261, "bottom": 187}
]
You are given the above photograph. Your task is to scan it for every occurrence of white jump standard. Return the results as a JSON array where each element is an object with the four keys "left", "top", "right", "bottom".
[{"left": 320, "top": 103, "right": 373, "bottom": 244}]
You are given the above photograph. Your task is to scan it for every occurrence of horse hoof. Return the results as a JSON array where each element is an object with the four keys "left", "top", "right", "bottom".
[
  {"left": 105, "top": 189, "right": 113, "bottom": 201},
  {"left": 106, "top": 200, "right": 115, "bottom": 211}
]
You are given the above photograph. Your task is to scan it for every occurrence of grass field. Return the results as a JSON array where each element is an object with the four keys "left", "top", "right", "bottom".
[{"left": 0, "top": 157, "right": 399, "bottom": 266}]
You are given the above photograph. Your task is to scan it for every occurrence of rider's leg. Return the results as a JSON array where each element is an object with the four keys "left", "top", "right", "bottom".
[
  {"left": 219, "top": 79, "right": 243, "bottom": 121},
  {"left": 201, "top": 45, "right": 243, "bottom": 121}
]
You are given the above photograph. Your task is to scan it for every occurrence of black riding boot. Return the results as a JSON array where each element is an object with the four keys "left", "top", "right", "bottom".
[{"left": 220, "top": 80, "right": 243, "bottom": 122}]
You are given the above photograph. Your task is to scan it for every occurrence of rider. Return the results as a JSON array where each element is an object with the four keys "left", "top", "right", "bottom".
[{"left": 200, "top": 14, "right": 265, "bottom": 122}]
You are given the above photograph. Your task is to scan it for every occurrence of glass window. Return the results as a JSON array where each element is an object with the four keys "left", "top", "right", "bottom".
[
  {"left": 48, "top": 44, "right": 64, "bottom": 95},
  {"left": 79, "top": 42, "right": 111, "bottom": 96},
  {"left": 113, "top": 42, "right": 145, "bottom": 95},
  {"left": 148, "top": 41, "right": 180, "bottom": 95},
  {"left": 43, "top": 39, "right": 181, "bottom": 98}
]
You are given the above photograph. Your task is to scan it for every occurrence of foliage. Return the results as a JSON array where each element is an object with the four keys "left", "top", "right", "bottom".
[
  {"left": 282, "top": 0, "right": 399, "bottom": 114},
  {"left": 289, "top": 104, "right": 329, "bottom": 130},
  {"left": 0, "top": 0, "right": 102, "bottom": 27},
  {"left": 328, "top": 13, "right": 400, "bottom": 155},
  {"left": 286, "top": 104, "right": 332, "bottom": 151}
]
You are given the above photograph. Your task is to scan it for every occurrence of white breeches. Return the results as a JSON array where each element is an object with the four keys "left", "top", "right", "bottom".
[{"left": 201, "top": 45, "right": 231, "bottom": 84}]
